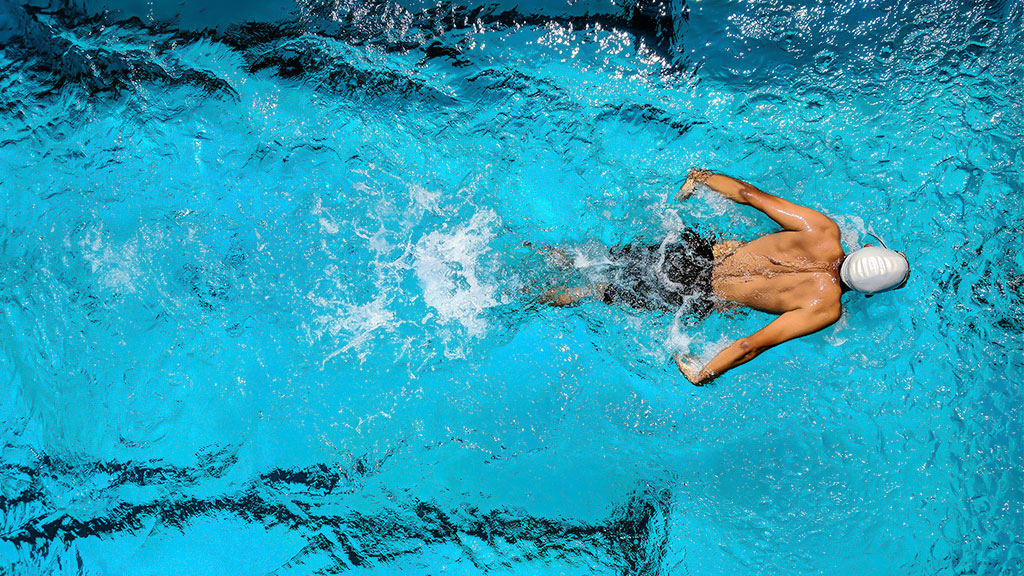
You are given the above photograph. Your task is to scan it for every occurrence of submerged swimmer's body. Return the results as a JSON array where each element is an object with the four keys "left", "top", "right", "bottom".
[{"left": 546, "top": 169, "right": 910, "bottom": 386}]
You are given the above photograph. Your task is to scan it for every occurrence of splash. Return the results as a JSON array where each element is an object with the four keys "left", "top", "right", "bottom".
[{"left": 413, "top": 209, "right": 499, "bottom": 338}]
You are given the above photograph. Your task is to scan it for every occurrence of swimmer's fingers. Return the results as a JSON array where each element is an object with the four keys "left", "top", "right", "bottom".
[
  {"left": 676, "top": 179, "right": 697, "bottom": 201},
  {"left": 678, "top": 168, "right": 711, "bottom": 200},
  {"left": 673, "top": 353, "right": 704, "bottom": 385}
]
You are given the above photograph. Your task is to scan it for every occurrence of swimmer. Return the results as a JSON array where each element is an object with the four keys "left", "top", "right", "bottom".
[{"left": 543, "top": 169, "right": 910, "bottom": 386}]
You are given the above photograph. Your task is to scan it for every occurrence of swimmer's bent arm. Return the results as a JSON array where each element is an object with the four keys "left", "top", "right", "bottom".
[
  {"left": 675, "top": 304, "right": 841, "bottom": 385},
  {"left": 680, "top": 169, "right": 837, "bottom": 233}
]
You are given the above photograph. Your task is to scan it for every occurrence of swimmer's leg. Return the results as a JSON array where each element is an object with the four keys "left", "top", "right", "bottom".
[
  {"left": 540, "top": 246, "right": 574, "bottom": 269},
  {"left": 523, "top": 241, "right": 575, "bottom": 269},
  {"left": 540, "top": 284, "right": 607, "bottom": 307}
]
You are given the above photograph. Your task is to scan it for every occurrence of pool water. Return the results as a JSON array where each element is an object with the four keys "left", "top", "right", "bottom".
[{"left": 1, "top": 0, "right": 1021, "bottom": 574}]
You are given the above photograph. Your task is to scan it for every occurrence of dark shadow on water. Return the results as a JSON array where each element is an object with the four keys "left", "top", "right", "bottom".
[
  {"left": 2, "top": 452, "right": 679, "bottom": 574},
  {"left": 0, "top": 0, "right": 694, "bottom": 107}
]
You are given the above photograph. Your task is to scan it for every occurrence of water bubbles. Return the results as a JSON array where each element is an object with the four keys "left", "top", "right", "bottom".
[
  {"left": 877, "top": 42, "right": 895, "bottom": 63},
  {"left": 413, "top": 209, "right": 500, "bottom": 338},
  {"left": 814, "top": 49, "right": 836, "bottom": 74},
  {"left": 2, "top": 0, "right": 1023, "bottom": 573},
  {"left": 796, "top": 85, "right": 831, "bottom": 123}
]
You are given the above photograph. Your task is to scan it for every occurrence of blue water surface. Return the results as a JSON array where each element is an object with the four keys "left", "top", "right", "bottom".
[{"left": 1, "top": 0, "right": 1022, "bottom": 574}]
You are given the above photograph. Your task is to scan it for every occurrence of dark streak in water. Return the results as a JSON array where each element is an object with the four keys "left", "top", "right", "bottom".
[
  {"left": 3, "top": 1, "right": 692, "bottom": 110},
  {"left": 1, "top": 453, "right": 676, "bottom": 573},
  {"left": 10, "top": 5, "right": 238, "bottom": 99}
]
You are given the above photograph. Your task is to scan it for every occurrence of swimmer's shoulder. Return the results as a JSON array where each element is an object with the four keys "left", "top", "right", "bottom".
[
  {"left": 809, "top": 215, "right": 842, "bottom": 239},
  {"left": 805, "top": 275, "right": 844, "bottom": 318},
  {"left": 778, "top": 286, "right": 842, "bottom": 329},
  {"left": 800, "top": 220, "right": 843, "bottom": 259}
]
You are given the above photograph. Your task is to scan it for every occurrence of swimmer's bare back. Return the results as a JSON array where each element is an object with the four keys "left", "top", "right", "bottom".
[{"left": 674, "top": 169, "right": 844, "bottom": 385}]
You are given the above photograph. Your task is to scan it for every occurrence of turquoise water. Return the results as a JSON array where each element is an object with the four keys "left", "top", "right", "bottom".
[{"left": 1, "top": 0, "right": 1021, "bottom": 574}]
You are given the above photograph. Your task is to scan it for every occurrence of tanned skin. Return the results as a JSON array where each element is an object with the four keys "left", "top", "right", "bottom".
[
  {"left": 672, "top": 170, "right": 844, "bottom": 385},
  {"left": 542, "top": 170, "right": 847, "bottom": 385}
]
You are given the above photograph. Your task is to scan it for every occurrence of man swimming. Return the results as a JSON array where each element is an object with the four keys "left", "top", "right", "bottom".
[{"left": 545, "top": 169, "right": 910, "bottom": 386}]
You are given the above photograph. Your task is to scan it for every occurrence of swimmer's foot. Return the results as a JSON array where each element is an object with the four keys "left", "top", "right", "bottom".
[
  {"left": 540, "top": 285, "right": 585, "bottom": 307},
  {"left": 541, "top": 246, "right": 574, "bottom": 268},
  {"left": 524, "top": 242, "right": 574, "bottom": 269}
]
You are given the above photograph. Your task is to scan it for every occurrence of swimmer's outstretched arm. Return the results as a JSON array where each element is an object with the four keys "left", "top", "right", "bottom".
[
  {"left": 679, "top": 169, "right": 838, "bottom": 233},
  {"left": 674, "top": 304, "right": 841, "bottom": 385}
]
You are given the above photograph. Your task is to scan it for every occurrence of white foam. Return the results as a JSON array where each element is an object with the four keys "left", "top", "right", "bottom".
[
  {"left": 569, "top": 244, "right": 614, "bottom": 269},
  {"left": 409, "top": 183, "right": 441, "bottom": 213},
  {"left": 833, "top": 214, "right": 867, "bottom": 249},
  {"left": 693, "top": 184, "right": 733, "bottom": 217},
  {"left": 661, "top": 207, "right": 684, "bottom": 235},
  {"left": 310, "top": 294, "right": 395, "bottom": 364},
  {"left": 667, "top": 306, "right": 733, "bottom": 365},
  {"left": 666, "top": 313, "right": 695, "bottom": 355},
  {"left": 824, "top": 311, "right": 849, "bottom": 347},
  {"left": 413, "top": 210, "right": 499, "bottom": 337},
  {"left": 80, "top": 223, "right": 141, "bottom": 293},
  {"left": 311, "top": 195, "right": 340, "bottom": 235},
  {"left": 698, "top": 335, "right": 734, "bottom": 365}
]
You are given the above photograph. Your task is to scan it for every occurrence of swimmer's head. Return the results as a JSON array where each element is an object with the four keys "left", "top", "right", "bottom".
[{"left": 840, "top": 246, "right": 910, "bottom": 294}]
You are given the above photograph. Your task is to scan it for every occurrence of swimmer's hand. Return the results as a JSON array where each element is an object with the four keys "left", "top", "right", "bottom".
[
  {"left": 676, "top": 179, "right": 698, "bottom": 201},
  {"left": 677, "top": 168, "right": 714, "bottom": 201},
  {"left": 674, "top": 353, "right": 705, "bottom": 386}
]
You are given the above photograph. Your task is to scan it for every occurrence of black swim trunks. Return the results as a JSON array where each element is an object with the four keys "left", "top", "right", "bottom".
[{"left": 601, "top": 228, "right": 716, "bottom": 316}]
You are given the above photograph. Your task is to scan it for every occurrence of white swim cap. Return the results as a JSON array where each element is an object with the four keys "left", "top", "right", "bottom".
[{"left": 840, "top": 246, "right": 910, "bottom": 294}]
